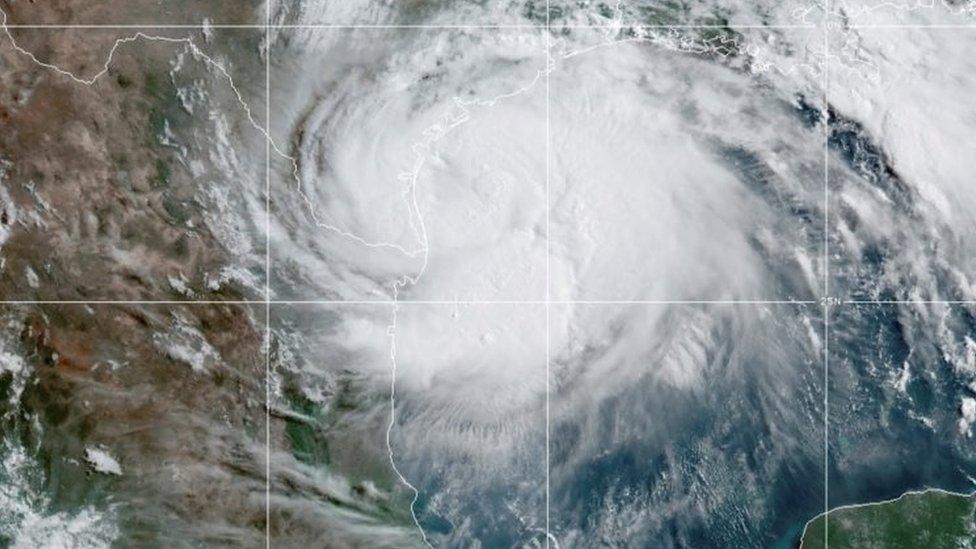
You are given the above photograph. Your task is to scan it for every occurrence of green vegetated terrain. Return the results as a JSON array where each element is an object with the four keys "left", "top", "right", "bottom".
[{"left": 801, "top": 490, "right": 976, "bottom": 549}]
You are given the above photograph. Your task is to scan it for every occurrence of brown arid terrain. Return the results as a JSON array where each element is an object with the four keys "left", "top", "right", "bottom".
[
  {"left": 0, "top": 0, "right": 262, "bottom": 26},
  {"left": 0, "top": 24, "right": 267, "bottom": 302},
  {"left": 0, "top": 2, "right": 422, "bottom": 544},
  {"left": 0, "top": 3, "right": 276, "bottom": 546},
  {"left": 3, "top": 302, "right": 269, "bottom": 545}
]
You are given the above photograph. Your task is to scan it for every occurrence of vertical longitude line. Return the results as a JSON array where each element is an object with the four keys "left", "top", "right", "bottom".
[
  {"left": 822, "top": 0, "right": 831, "bottom": 547},
  {"left": 264, "top": 1, "right": 272, "bottom": 547},
  {"left": 544, "top": 0, "right": 552, "bottom": 547}
]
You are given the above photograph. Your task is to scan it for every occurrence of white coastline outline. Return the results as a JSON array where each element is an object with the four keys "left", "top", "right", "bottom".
[{"left": 797, "top": 487, "right": 976, "bottom": 547}]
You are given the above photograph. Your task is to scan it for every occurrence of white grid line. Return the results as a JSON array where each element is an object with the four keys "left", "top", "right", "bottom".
[
  {"left": 10, "top": 23, "right": 976, "bottom": 29},
  {"left": 844, "top": 300, "right": 976, "bottom": 305},
  {"left": 7, "top": 22, "right": 976, "bottom": 29},
  {"left": 847, "top": 24, "right": 976, "bottom": 28},
  {"left": 823, "top": 4, "right": 831, "bottom": 547},
  {"left": 279, "top": 299, "right": 816, "bottom": 305},
  {"left": 264, "top": 0, "right": 272, "bottom": 547},
  {"left": 545, "top": 0, "right": 553, "bottom": 546},
  {"left": 0, "top": 23, "right": 818, "bottom": 29},
  {"left": 14, "top": 299, "right": 976, "bottom": 306},
  {"left": 1, "top": 24, "right": 545, "bottom": 28}
]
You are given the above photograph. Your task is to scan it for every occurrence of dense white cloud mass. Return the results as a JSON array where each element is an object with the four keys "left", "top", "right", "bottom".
[
  {"left": 264, "top": 3, "right": 829, "bottom": 545},
  {"left": 270, "top": 29, "right": 550, "bottom": 300},
  {"left": 548, "top": 35, "right": 825, "bottom": 301},
  {"left": 263, "top": 0, "right": 976, "bottom": 546},
  {"left": 268, "top": 23, "right": 829, "bottom": 301},
  {"left": 829, "top": 27, "right": 976, "bottom": 302}
]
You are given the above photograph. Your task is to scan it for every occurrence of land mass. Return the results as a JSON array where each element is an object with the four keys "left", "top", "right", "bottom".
[{"left": 800, "top": 489, "right": 976, "bottom": 549}]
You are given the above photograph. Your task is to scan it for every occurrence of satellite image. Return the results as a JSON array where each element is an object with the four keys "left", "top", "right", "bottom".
[{"left": 1, "top": 0, "right": 976, "bottom": 547}]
